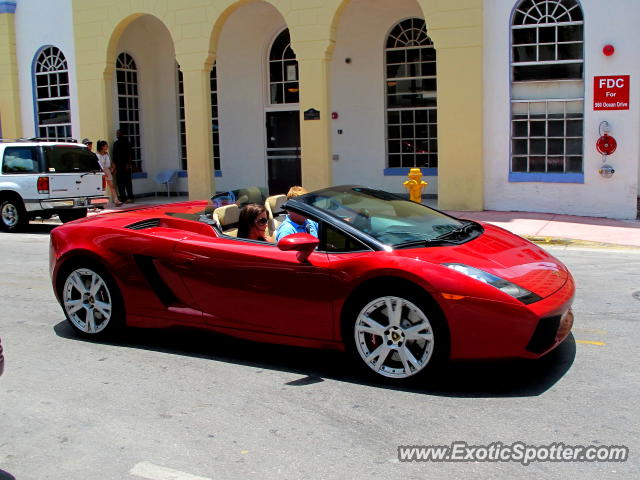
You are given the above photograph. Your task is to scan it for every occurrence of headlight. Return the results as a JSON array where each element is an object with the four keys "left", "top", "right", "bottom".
[{"left": 443, "top": 263, "right": 541, "bottom": 304}]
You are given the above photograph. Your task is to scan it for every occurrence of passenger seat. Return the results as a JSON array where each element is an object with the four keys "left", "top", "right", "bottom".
[
  {"left": 213, "top": 204, "right": 240, "bottom": 237},
  {"left": 265, "top": 194, "right": 287, "bottom": 237}
]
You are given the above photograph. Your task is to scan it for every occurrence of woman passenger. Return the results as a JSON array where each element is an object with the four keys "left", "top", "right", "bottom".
[{"left": 237, "top": 203, "right": 273, "bottom": 242}]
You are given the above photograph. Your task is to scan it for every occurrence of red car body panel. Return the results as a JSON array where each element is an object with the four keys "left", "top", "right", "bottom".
[{"left": 49, "top": 200, "right": 575, "bottom": 360}]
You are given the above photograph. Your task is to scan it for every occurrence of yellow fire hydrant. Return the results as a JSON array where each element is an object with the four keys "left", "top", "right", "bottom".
[{"left": 403, "top": 168, "right": 428, "bottom": 203}]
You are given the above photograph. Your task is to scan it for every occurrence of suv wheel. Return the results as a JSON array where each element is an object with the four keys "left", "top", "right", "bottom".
[
  {"left": 58, "top": 208, "right": 87, "bottom": 223},
  {"left": 0, "top": 198, "right": 28, "bottom": 232}
]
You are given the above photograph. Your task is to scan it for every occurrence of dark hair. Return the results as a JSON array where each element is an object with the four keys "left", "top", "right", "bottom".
[
  {"left": 96, "top": 140, "right": 108, "bottom": 152},
  {"left": 238, "top": 203, "right": 266, "bottom": 239}
]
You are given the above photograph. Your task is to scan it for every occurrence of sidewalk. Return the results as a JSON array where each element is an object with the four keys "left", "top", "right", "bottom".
[
  {"left": 101, "top": 195, "right": 640, "bottom": 249},
  {"left": 445, "top": 209, "right": 640, "bottom": 249}
]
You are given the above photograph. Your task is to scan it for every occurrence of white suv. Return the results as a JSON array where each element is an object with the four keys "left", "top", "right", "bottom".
[{"left": 0, "top": 140, "right": 108, "bottom": 231}]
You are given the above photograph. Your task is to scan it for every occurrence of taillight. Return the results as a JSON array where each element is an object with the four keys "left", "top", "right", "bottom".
[
  {"left": 37, "top": 176, "right": 50, "bottom": 194},
  {"left": 102, "top": 175, "right": 106, "bottom": 191}
]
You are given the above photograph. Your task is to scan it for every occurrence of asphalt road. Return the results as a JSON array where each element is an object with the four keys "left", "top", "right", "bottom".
[{"left": 0, "top": 224, "right": 638, "bottom": 479}]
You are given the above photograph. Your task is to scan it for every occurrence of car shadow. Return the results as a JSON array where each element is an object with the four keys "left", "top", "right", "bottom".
[
  {"left": 53, "top": 320, "right": 576, "bottom": 398},
  {"left": 16, "top": 221, "right": 59, "bottom": 234}
]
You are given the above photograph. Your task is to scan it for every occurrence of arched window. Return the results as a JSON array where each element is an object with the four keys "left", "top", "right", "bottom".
[
  {"left": 512, "top": 0, "right": 583, "bottom": 80},
  {"left": 510, "top": 0, "right": 584, "bottom": 176},
  {"left": 176, "top": 62, "right": 221, "bottom": 172},
  {"left": 210, "top": 62, "right": 221, "bottom": 171},
  {"left": 116, "top": 52, "right": 142, "bottom": 172},
  {"left": 385, "top": 18, "right": 437, "bottom": 169},
  {"left": 176, "top": 63, "right": 187, "bottom": 170},
  {"left": 268, "top": 29, "right": 299, "bottom": 104},
  {"left": 34, "top": 46, "right": 72, "bottom": 140}
]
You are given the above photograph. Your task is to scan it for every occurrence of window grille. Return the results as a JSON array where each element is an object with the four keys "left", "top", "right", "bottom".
[
  {"left": 510, "top": 0, "right": 584, "bottom": 176},
  {"left": 210, "top": 62, "right": 221, "bottom": 171},
  {"left": 177, "top": 64, "right": 187, "bottom": 170}
]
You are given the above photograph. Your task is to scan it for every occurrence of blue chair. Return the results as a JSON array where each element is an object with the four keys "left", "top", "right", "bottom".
[{"left": 155, "top": 169, "right": 179, "bottom": 197}]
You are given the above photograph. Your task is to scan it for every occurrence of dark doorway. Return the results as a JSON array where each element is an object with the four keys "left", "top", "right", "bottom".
[{"left": 266, "top": 110, "right": 300, "bottom": 195}]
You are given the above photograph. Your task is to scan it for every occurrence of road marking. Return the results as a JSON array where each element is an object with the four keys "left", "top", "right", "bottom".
[
  {"left": 130, "top": 462, "right": 212, "bottom": 480},
  {"left": 576, "top": 340, "right": 606, "bottom": 346}
]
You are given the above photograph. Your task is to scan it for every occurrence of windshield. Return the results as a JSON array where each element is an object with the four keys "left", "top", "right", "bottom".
[
  {"left": 296, "top": 186, "right": 467, "bottom": 247},
  {"left": 211, "top": 186, "right": 268, "bottom": 208},
  {"left": 43, "top": 145, "right": 100, "bottom": 173}
]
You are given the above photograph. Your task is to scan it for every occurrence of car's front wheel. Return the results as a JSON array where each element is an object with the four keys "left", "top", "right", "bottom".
[
  {"left": 349, "top": 292, "right": 446, "bottom": 380},
  {"left": 0, "top": 198, "right": 28, "bottom": 232},
  {"left": 60, "top": 264, "right": 123, "bottom": 337}
]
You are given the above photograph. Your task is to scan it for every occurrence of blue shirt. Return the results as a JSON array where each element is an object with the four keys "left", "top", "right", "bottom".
[{"left": 275, "top": 215, "right": 319, "bottom": 242}]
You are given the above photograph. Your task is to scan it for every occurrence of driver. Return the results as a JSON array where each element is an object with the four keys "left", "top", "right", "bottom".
[{"left": 275, "top": 186, "right": 319, "bottom": 242}]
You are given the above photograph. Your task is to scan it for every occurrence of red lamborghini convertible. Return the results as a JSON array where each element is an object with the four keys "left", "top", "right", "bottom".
[{"left": 49, "top": 185, "right": 574, "bottom": 381}]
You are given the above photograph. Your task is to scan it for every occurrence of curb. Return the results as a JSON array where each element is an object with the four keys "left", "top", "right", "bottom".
[{"left": 524, "top": 235, "right": 640, "bottom": 250}]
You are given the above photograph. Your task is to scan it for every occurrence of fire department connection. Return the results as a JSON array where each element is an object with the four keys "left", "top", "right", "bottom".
[{"left": 596, "top": 121, "right": 616, "bottom": 178}]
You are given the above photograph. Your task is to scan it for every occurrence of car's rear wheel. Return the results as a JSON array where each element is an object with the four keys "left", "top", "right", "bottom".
[
  {"left": 348, "top": 291, "right": 446, "bottom": 380},
  {"left": 58, "top": 208, "right": 87, "bottom": 223},
  {"left": 0, "top": 198, "right": 28, "bottom": 232},
  {"left": 60, "top": 264, "right": 123, "bottom": 337}
]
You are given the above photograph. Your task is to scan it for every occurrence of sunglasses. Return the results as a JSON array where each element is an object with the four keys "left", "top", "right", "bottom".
[{"left": 255, "top": 217, "right": 268, "bottom": 225}]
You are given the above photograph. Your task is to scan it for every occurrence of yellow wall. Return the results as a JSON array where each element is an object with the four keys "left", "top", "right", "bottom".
[
  {"left": 0, "top": 12, "right": 22, "bottom": 139},
  {"left": 71, "top": 0, "right": 483, "bottom": 207},
  {"left": 419, "top": 0, "right": 484, "bottom": 210}
]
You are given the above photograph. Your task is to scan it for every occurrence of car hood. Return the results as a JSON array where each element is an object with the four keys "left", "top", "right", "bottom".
[{"left": 395, "top": 223, "right": 570, "bottom": 298}]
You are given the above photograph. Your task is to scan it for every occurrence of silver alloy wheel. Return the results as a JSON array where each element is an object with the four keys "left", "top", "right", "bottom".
[
  {"left": 1, "top": 202, "right": 18, "bottom": 228},
  {"left": 354, "top": 296, "right": 434, "bottom": 378},
  {"left": 62, "top": 268, "right": 113, "bottom": 334}
]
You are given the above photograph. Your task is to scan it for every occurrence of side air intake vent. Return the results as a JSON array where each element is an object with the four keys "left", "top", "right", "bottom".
[{"left": 126, "top": 218, "right": 161, "bottom": 230}]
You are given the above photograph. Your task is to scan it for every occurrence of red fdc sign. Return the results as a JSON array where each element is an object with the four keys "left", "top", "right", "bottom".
[{"left": 594, "top": 75, "right": 630, "bottom": 110}]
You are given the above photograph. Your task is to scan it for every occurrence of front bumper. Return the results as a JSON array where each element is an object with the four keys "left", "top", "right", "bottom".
[
  {"left": 526, "top": 309, "right": 574, "bottom": 355},
  {"left": 444, "top": 275, "right": 575, "bottom": 360}
]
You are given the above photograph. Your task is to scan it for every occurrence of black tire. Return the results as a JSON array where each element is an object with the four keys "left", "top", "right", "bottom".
[
  {"left": 58, "top": 262, "right": 125, "bottom": 338},
  {"left": 0, "top": 197, "right": 28, "bottom": 232},
  {"left": 343, "top": 286, "right": 448, "bottom": 382},
  {"left": 58, "top": 208, "right": 87, "bottom": 223}
]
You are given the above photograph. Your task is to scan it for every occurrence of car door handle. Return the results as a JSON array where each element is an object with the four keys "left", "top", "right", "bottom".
[{"left": 173, "top": 252, "right": 197, "bottom": 265}]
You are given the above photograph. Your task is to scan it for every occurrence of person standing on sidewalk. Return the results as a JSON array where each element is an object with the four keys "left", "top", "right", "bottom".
[
  {"left": 112, "top": 128, "right": 134, "bottom": 203},
  {"left": 96, "top": 140, "right": 122, "bottom": 207}
]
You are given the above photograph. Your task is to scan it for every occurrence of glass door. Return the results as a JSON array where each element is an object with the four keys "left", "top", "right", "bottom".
[{"left": 266, "top": 110, "right": 300, "bottom": 195}]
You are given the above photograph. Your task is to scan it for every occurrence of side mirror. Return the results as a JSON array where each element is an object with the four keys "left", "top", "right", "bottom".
[{"left": 277, "top": 233, "right": 319, "bottom": 263}]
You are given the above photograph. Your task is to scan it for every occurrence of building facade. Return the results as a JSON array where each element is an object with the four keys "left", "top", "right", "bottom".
[{"left": 0, "top": 0, "right": 638, "bottom": 219}]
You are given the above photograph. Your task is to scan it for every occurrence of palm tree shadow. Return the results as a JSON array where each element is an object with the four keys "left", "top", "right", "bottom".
[{"left": 53, "top": 320, "right": 576, "bottom": 398}]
